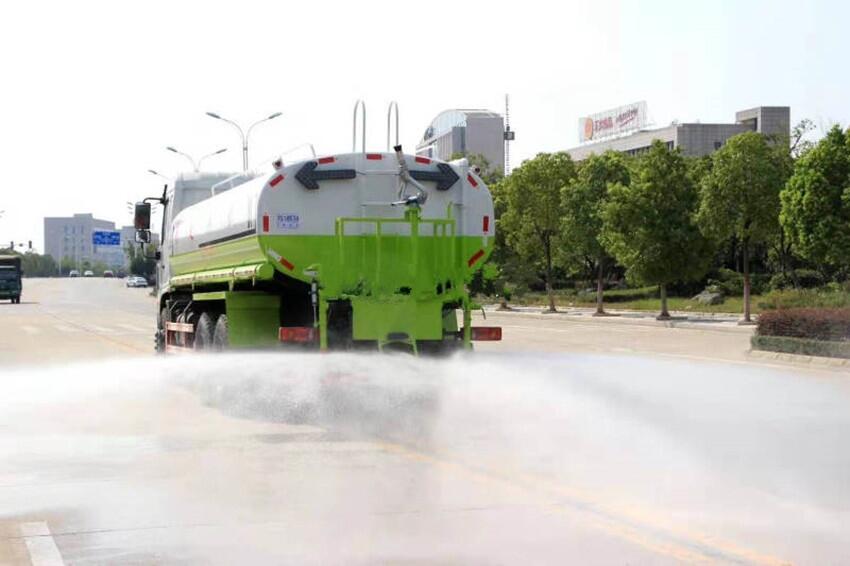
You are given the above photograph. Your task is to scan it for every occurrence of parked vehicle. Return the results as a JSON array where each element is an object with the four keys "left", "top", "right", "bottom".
[
  {"left": 69, "top": 269, "right": 80, "bottom": 278},
  {"left": 0, "top": 255, "right": 22, "bottom": 303},
  {"left": 103, "top": 270, "right": 115, "bottom": 278},
  {"left": 83, "top": 270, "right": 94, "bottom": 277},
  {"left": 133, "top": 110, "right": 500, "bottom": 355}
]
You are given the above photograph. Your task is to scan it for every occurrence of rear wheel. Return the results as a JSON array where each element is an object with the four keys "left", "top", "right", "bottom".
[
  {"left": 194, "top": 312, "right": 215, "bottom": 351},
  {"left": 213, "top": 314, "right": 229, "bottom": 351}
]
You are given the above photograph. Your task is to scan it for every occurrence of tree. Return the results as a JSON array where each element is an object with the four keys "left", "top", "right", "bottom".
[
  {"left": 603, "top": 141, "right": 713, "bottom": 319},
  {"left": 501, "top": 152, "right": 576, "bottom": 312},
  {"left": 560, "top": 151, "right": 630, "bottom": 315},
  {"left": 780, "top": 125, "right": 850, "bottom": 278},
  {"left": 128, "top": 242, "right": 157, "bottom": 278},
  {"left": 449, "top": 152, "right": 504, "bottom": 185},
  {"left": 19, "top": 252, "right": 58, "bottom": 277},
  {"left": 697, "top": 132, "right": 785, "bottom": 323},
  {"left": 60, "top": 256, "right": 76, "bottom": 275}
]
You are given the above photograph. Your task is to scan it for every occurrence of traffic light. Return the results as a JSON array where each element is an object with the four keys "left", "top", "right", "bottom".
[
  {"left": 9, "top": 241, "right": 12, "bottom": 250},
  {"left": 28, "top": 240, "right": 32, "bottom": 250}
]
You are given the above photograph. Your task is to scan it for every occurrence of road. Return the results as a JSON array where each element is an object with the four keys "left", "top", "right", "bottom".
[{"left": 1, "top": 279, "right": 848, "bottom": 564}]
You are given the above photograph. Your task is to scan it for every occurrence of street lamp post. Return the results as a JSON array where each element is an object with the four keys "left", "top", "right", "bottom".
[
  {"left": 205, "top": 112, "right": 282, "bottom": 172},
  {"left": 165, "top": 146, "right": 227, "bottom": 172},
  {"left": 148, "top": 169, "right": 170, "bottom": 181}
]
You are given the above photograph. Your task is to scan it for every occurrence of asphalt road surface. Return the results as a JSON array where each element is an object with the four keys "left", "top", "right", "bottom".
[{"left": 0, "top": 279, "right": 848, "bottom": 565}]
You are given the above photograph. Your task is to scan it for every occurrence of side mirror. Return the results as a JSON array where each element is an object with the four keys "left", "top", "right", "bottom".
[{"left": 134, "top": 203, "right": 151, "bottom": 230}]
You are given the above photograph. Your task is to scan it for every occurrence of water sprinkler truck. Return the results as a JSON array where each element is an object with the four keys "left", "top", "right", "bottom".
[{"left": 135, "top": 104, "right": 501, "bottom": 355}]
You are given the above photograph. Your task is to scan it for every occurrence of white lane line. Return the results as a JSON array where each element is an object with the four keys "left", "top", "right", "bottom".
[
  {"left": 19, "top": 521, "right": 65, "bottom": 566},
  {"left": 21, "top": 325, "right": 40, "bottom": 335}
]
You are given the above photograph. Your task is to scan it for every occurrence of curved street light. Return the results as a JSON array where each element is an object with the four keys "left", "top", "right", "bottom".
[
  {"left": 205, "top": 111, "right": 282, "bottom": 171},
  {"left": 166, "top": 146, "right": 228, "bottom": 172}
]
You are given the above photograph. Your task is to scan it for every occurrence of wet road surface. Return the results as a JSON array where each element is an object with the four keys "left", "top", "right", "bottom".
[{"left": 0, "top": 279, "right": 848, "bottom": 564}]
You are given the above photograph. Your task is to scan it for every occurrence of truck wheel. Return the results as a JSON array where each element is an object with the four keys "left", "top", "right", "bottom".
[
  {"left": 194, "top": 312, "right": 215, "bottom": 351},
  {"left": 213, "top": 314, "right": 229, "bottom": 351}
]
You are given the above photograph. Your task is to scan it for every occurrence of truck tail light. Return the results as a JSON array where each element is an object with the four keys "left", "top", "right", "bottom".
[
  {"left": 471, "top": 327, "right": 502, "bottom": 341},
  {"left": 279, "top": 326, "right": 317, "bottom": 343}
]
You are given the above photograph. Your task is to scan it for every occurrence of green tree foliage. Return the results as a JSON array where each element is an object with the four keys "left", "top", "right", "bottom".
[
  {"left": 20, "top": 252, "right": 58, "bottom": 277},
  {"left": 561, "top": 151, "right": 630, "bottom": 314},
  {"left": 697, "top": 132, "right": 785, "bottom": 322},
  {"left": 780, "top": 126, "right": 850, "bottom": 278},
  {"left": 126, "top": 241, "right": 157, "bottom": 278},
  {"left": 0, "top": 250, "right": 58, "bottom": 277},
  {"left": 449, "top": 152, "right": 504, "bottom": 185},
  {"left": 500, "top": 152, "right": 576, "bottom": 311},
  {"left": 60, "top": 256, "right": 76, "bottom": 275},
  {"left": 603, "top": 141, "right": 713, "bottom": 319}
]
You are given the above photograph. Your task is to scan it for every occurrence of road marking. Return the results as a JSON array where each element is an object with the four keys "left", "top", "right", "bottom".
[
  {"left": 21, "top": 325, "right": 40, "bottom": 336},
  {"left": 19, "top": 521, "right": 65, "bottom": 566},
  {"left": 116, "top": 323, "right": 143, "bottom": 333}
]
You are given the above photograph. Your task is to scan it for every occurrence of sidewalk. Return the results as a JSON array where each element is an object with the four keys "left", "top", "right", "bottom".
[{"left": 482, "top": 303, "right": 754, "bottom": 333}]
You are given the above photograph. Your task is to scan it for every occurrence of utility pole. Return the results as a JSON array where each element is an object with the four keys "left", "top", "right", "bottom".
[{"left": 503, "top": 94, "right": 515, "bottom": 176}]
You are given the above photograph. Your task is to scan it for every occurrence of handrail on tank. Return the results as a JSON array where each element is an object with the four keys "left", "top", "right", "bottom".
[
  {"left": 386, "top": 101, "right": 399, "bottom": 151},
  {"left": 352, "top": 99, "right": 366, "bottom": 153},
  {"left": 279, "top": 143, "right": 317, "bottom": 160},
  {"left": 210, "top": 172, "right": 254, "bottom": 197}
]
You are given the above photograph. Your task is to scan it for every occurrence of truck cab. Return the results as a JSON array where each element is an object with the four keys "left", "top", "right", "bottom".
[{"left": 0, "top": 255, "right": 23, "bottom": 304}]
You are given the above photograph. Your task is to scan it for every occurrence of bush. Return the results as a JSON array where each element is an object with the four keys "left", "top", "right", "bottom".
[
  {"left": 758, "top": 288, "right": 850, "bottom": 310},
  {"left": 706, "top": 268, "right": 770, "bottom": 296},
  {"left": 756, "top": 308, "right": 850, "bottom": 341},
  {"left": 751, "top": 335, "right": 850, "bottom": 359},
  {"left": 768, "top": 269, "right": 825, "bottom": 291}
]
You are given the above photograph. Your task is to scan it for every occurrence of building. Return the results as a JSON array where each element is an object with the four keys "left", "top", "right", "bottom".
[
  {"left": 416, "top": 109, "right": 506, "bottom": 173},
  {"left": 44, "top": 214, "right": 137, "bottom": 270},
  {"left": 566, "top": 106, "right": 790, "bottom": 161}
]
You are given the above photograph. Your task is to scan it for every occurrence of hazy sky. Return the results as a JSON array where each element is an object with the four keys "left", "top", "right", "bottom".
[{"left": 1, "top": 0, "right": 847, "bottom": 251}]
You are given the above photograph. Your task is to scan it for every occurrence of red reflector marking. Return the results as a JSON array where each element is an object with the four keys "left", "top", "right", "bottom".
[
  {"left": 269, "top": 174, "right": 284, "bottom": 187},
  {"left": 279, "top": 326, "right": 317, "bottom": 343},
  {"left": 467, "top": 174, "right": 479, "bottom": 188},
  {"left": 483, "top": 215, "right": 490, "bottom": 233},
  {"left": 415, "top": 156, "right": 431, "bottom": 164},
  {"left": 279, "top": 256, "right": 294, "bottom": 271},
  {"left": 471, "top": 327, "right": 502, "bottom": 341},
  {"left": 262, "top": 214, "right": 269, "bottom": 232},
  {"left": 318, "top": 156, "right": 335, "bottom": 164},
  {"left": 467, "top": 249, "right": 485, "bottom": 267},
  {"left": 366, "top": 153, "right": 382, "bottom": 160}
]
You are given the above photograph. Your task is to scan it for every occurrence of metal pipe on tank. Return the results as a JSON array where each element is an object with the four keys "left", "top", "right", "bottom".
[
  {"left": 386, "top": 101, "right": 399, "bottom": 151},
  {"left": 353, "top": 100, "right": 366, "bottom": 153}
]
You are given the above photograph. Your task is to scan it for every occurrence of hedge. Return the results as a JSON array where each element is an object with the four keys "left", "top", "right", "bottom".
[
  {"left": 756, "top": 308, "right": 850, "bottom": 341},
  {"left": 751, "top": 335, "right": 850, "bottom": 359}
]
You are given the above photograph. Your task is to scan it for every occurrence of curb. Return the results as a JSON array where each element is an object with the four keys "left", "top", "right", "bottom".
[
  {"left": 480, "top": 307, "right": 753, "bottom": 334},
  {"left": 747, "top": 348, "right": 850, "bottom": 369}
]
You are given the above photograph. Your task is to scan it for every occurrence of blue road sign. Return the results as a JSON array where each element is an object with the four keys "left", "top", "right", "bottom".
[{"left": 92, "top": 231, "right": 121, "bottom": 246}]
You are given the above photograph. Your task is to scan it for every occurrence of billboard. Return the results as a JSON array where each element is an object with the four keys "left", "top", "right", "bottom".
[
  {"left": 579, "top": 101, "right": 647, "bottom": 142},
  {"left": 92, "top": 231, "right": 121, "bottom": 246}
]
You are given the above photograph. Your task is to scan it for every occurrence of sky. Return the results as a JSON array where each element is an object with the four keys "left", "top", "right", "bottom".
[{"left": 0, "top": 0, "right": 848, "bottom": 252}]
